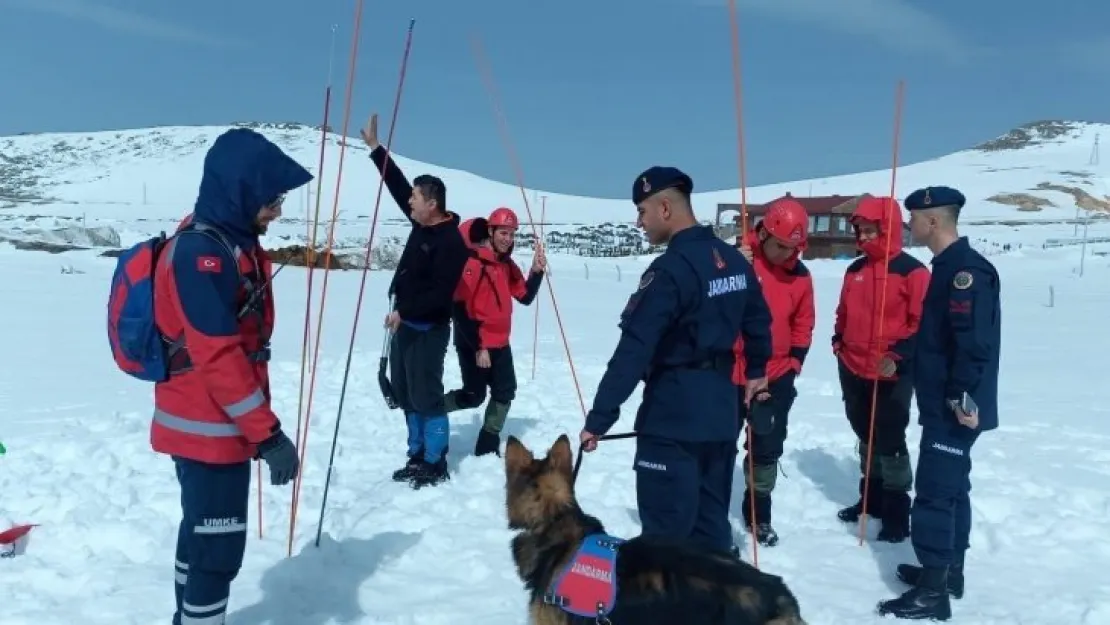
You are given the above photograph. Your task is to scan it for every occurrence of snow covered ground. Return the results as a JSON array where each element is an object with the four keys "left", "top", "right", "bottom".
[{"left": 2, "top": 220, "right": 1110, "bottom": 624}]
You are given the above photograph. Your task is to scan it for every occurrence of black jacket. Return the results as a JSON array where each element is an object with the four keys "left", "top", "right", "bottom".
[{"left": 369, "top": 146, "right": 469, "bottom": 325}]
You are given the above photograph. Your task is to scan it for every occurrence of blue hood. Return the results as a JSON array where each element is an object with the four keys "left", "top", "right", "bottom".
[{"left": 193, "top": 128, "right": 313, "bottom": 248}]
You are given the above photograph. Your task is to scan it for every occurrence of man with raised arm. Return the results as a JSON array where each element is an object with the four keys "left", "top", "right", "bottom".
[{"left": 360, "top": 113, "right": 470, "bottom": 488}]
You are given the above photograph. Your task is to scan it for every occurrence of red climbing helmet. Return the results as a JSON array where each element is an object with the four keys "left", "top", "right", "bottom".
[
  {"left": 488, "top": 207, "right": 519, "bottom": 230},
  {"left": 761, "top": 198, "right": 808, "bottom": 245}
]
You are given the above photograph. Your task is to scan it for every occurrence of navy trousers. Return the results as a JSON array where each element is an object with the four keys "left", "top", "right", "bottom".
[
  {"left": 173, "top": 457, "right": 251, "bottom": 625},
  {"left": 634, "top": 435, "right": 736, "bottom": 552},
  {"left": 910, "top": 422, "right": 980, "bottom": 569}
]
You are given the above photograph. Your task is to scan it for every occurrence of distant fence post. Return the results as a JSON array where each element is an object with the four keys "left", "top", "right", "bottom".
[{"left": 1048, "top": 285, "right": 1055, "bottom": 308}]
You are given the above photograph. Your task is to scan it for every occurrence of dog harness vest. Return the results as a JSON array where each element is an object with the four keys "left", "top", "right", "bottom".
[{"left": 544, "top": 533, "right": 624, "bottom": 620}]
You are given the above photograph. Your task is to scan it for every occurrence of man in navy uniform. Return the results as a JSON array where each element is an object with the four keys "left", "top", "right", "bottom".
[
  {"left": 878, "top": 186, "right": 1001, "bottom": 621},
  {"left": 579, "top": 166, "right": 773, "bottom": 556}
]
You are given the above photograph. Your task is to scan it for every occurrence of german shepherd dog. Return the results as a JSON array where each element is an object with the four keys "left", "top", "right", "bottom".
[{"left": 505, "top": 434, "right": 806, "bottom": 625}]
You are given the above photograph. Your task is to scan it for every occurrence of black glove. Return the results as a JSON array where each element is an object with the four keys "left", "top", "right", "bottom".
[
  {"left": 257, "top": 431, "right": 300, "bottom": 486},
  {"left": 747, "top": 391, "right": 775, "bottom": 438}
]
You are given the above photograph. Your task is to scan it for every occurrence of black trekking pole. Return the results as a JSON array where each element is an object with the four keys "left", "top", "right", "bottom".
[
  {"left": 377, "top": 294, "right": 399, "bottom": 410},
  {"left": 571, "top": 431, "right": 637, "bottom": 486},
  {"left": 313, "top": 295, "right": 399, "bottom": 547}
]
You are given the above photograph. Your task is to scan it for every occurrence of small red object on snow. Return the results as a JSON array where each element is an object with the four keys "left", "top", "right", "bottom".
[{"left": 0, "top": 524, "right": 36, "bottom": 545}]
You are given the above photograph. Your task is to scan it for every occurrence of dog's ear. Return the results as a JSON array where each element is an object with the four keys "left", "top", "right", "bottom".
[
  {"left": 547, "top": 434, "right": 574, "bottom": 477},
  {"left": 505, "top": 435, "right": 533, "bottom": 474}
]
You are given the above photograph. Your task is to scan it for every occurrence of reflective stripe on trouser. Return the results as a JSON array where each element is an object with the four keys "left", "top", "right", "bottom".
[
  {"left": 173, "top": 457, "right": 251, "bottom": 625},
  {"left": 174, "top": 555, "right": 188, "bottom": 623},
  {"left": 153, "top": 387, "right": 265, "bottom": 438}
]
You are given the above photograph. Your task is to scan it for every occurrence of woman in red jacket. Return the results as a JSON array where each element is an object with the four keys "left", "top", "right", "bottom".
[
  {"left": 833, "top": 195, "right": 930, "bottom": 543},
  {"left": 446, "top": 208, "right": 546, "bottom": 457},
  {"left": 732, "top": 197, "right": 815, "bottom": 547}
]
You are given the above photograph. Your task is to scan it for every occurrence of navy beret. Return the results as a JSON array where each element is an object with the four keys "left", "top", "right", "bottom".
[
  {"left": 632, "top": 166, "right": 693, "bottom": 204},
  {"left": 904, "top": 186, "right": 966, "bottom": 211}
]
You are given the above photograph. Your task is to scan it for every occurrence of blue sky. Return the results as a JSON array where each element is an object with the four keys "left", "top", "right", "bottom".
[{"left": 1, "top": 0, "right": 1107, "bottom": 199}]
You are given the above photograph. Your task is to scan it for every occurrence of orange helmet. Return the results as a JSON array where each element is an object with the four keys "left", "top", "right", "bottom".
[
  {"left": 488, "top": 207, "right": 519, "bottom": 229},
  {"left": 762, "top": 198, "right": 808, "bottom": 244}
]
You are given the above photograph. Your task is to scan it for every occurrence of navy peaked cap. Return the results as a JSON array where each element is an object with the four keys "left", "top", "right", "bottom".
[
  {"left": 632, "top": 166, "right": 693, "bottom": 204},
  {"left": 904, "top": 186, "right": 966, "bottom": 211}
]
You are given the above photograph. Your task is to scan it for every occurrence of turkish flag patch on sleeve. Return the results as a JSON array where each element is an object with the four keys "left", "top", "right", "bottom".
[{"left": 197, "top": 256, "right": 222, "bottom": 273}]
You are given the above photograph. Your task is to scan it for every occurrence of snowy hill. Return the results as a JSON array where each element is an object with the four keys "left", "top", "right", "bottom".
[{"left": 1, "top": 119, "right": 1108, "bottom": 254}]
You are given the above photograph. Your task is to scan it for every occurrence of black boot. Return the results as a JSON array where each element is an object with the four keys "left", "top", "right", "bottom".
[
  {"left": 838, "top": 477, "right": 883, "bottom": 522},
  {"left": 877, "top": 566, "right": 952, "bottom": 620},
  {"left": 474, "top": 428, "right": 501, "bottom": 457},
  {"left": 897, "top": 561, "right": 965, "bottom": 599},
  {"left": 877, "top": 490, "right": 911, "bottom": 543},
  {"left": 741, "top": 489, "right": 779, "bottom": 547},
  {"left": 392, "top": 450, "right": 423, "bottom": 482},
  {"left": 410, "top": 458, "right": 450, "bottom": 489}
]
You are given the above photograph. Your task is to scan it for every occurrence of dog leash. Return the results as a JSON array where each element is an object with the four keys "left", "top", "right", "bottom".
[{"left": 571, "top": 432, "right": 637, "bottom": 486}]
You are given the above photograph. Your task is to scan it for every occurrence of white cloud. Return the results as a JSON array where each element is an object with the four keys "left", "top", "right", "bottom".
[
  {"left": 1, "top": 0, "right": 233, "bottom": 48},
  {"left": 698, "top": 0, "right": 987, "bottom": 65}
]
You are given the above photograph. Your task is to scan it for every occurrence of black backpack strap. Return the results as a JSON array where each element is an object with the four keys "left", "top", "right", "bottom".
[{"left": 164, "top": 222, "right": 266, "bottom": 374}]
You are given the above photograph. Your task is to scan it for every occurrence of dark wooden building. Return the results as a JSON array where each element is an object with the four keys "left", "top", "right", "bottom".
[{"left": 715, "top": 192, "right": 915, "bottom": 260}]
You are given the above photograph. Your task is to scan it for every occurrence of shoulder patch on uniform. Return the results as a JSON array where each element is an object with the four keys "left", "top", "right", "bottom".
[
  {"left": 953, "top": 270, "right": 973, "bottom": 290},
  {"left": 197, "top": 256, "right": 222, "bottom": 273},
  {"left": 711, "top": 247, "right": 726, "bottom": 270},
  {"left": 638, "top": 270, "right": 655, "bottom": 290}
]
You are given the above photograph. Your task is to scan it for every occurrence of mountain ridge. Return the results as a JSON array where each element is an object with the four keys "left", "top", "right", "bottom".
[{"left": 2, "top": 119, "right": 1108, "bottom": 229}]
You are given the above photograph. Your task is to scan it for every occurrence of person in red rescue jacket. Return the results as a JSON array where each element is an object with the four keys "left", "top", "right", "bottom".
[
  {"left": 833, "top": 194, "right": 930, "bottom": 544},
  {"left": 731, "top": 197, "right": 815, "bottom": 548},
  {"left": 447, "top": 207, "right": 546, "bottom": 456},
  {"left": 152, "top": 128, "right": 309, "bottom": 625}
]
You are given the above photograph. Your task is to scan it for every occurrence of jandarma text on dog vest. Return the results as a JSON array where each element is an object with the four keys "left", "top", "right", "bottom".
[{"left": 570, "top": 562, "right": 612, "bottom": 583}]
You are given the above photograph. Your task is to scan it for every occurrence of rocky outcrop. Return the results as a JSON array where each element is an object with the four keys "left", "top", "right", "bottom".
[
  {"left": 267, "top": 245, "right": 358, "bottom": 270},
  {"left": 1034, "top": 182, "right": 1110, "bottom": 213},
  {"left": 974, "top": 120, "right": 1081, "bottom": 152},
  {"left": 0, "top": 224, "right": 121, "bottom": 253},
  {"left": 985, "top": 193, "right": 1055, "bottom": 212}
]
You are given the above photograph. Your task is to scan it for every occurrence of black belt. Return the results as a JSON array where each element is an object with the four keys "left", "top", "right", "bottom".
[
  {"left": 169, "top": 345, "right": 272, "bottom": 376},
  {"left": 647, "top": 353, "right": 734, "bottom": 380}
]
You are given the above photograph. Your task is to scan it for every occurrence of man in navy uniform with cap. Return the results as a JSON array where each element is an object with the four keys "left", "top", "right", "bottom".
[
  {"left": 877, "top": 185, "right": 1001, "bottom": 621},
  {"left": 579, "top": 166, "right": 774, "bottom": 556}
]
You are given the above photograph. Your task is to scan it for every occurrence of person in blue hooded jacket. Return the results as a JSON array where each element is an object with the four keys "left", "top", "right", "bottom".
[{"left": 152, "top": 127, "right": 310, "bottom": 625}]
